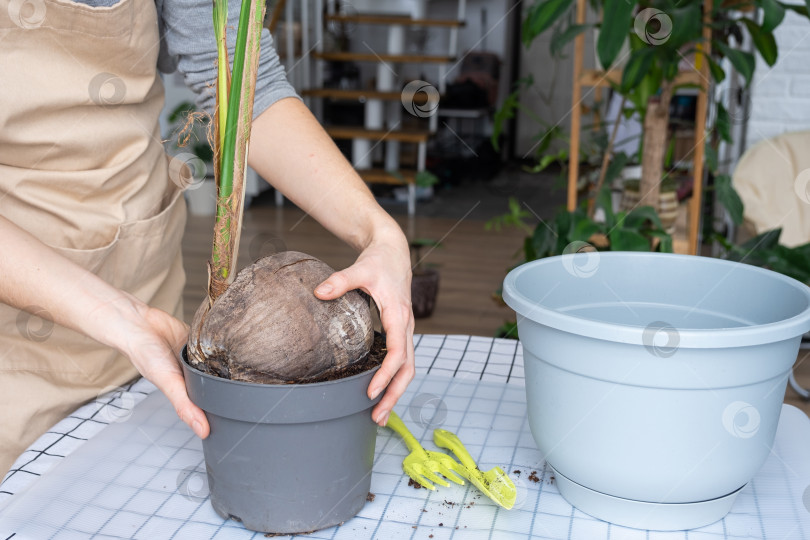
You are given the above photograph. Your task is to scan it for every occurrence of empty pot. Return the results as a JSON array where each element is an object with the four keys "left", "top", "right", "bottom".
[
  {"left": 182, "top": 347, "right": 382, "bottom": 534},
  {"left": 503, "top": 252, "right": 810, "bottom": 530}
]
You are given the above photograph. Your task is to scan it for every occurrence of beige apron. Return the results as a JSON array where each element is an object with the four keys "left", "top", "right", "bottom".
[{"left": 0, "top": 0, "right": 186, "bottom": 475}]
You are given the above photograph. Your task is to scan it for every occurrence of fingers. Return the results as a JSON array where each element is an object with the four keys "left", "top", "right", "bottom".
[
  {"left": 153, "top": 366, "right": 211, "bottom": 439},
  {"left": 372, "top": 358, "right": 414, "bottom": 426},
  {"left": 314, "top": 268, "right": 362, "bottom": 300},
  {"left": 310, "top": 249, "right": 415, "bottom": 427},
  {"left": 370, "top": 302, "right": 415, "bottom": 426},
  {"left": 131, "top": 308, "right": 209, "bottom": 439}
]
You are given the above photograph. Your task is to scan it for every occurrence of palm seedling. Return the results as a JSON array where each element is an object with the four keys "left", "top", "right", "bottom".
[{"left": 186, "top": 0, "right": 373, "bottom": 382}]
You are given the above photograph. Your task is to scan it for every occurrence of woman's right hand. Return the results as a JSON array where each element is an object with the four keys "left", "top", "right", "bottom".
[
  {"left": 0, "top": 214, "right": 208, "bottom": 439},
  {"left": 113, "top": 298, "right": 210, "bottom": 439}
]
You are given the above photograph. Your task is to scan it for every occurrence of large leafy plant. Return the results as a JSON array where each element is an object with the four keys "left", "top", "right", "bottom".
[
  {"left": 718, "top": 229, "right": 810, "bottom": 284},
  {"left": 487, "top": 191, "right": 673, "bottom": 338},
  {"left": 505, "top": 0, "right": 810, "bottom": 222}
]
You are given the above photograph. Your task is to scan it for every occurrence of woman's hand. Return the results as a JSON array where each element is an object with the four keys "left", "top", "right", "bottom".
[
  {"left": 114, "top": 299, "right": 210, "bottom": 439},
  {"left": 314, "top": 226, "right": 415, "bottom": 427},
  {"left": 0, "top": 215, "right": 210, "bottom": 440}
]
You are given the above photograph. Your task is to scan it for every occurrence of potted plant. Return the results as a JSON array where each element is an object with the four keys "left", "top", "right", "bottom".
[
  {"left": 621, "top": 176, "right": 678, "bottom": 233},
  {"left": 179, "top": 0, "right": 385, "bottom": 534},
  {"left": 504, "top": 0, "right": 809, "bottom": 224},
  {"left": 165, "top": 101, "right": 218, "bottom": 216},
  {"left": 409, "top": 238, "right": 441, "bottom": 318},
  {"left": 487, "top": 191, "right": 673, "bottom": 338}
]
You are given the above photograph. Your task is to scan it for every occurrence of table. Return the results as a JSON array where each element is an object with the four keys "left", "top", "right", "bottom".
[{"left": 1, "top": 335, "right": 808, "bottom": 539}]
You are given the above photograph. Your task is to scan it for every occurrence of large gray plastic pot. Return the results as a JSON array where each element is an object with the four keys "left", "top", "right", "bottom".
[
  {"left": 503, "top": 252, "right": 810, "bottom": 530},
  {"left": 181, "top": 348, "right": 381, "bottom": 534}
]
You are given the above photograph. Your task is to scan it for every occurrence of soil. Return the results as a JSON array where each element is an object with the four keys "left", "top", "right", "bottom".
[
  {"left": 366, "top": 492, "right": 376, "bottom": 502},
  {"left": 528, "top": 470, "right": 540, "bottom": 483},
  {"left": 408, "top": 478, "right": 423, "bottom": 489},
  {"left": 296, "top": 333, "right": 386, "bottom": 384}
]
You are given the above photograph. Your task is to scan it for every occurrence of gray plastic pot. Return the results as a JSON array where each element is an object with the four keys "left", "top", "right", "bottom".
[
  {"left": 181, "top": 347, "right": 382, "bottom": 534},
  {"left": 503, "top": 252, "right": 810, "bottom": 530}
]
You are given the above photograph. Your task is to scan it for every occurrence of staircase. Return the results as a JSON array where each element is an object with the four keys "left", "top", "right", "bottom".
[{"left": 282, "top": 0, "right": 467, "bottom": 215}]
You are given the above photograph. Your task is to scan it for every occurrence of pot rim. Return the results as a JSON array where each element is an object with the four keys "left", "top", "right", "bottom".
[
  {"left": 180, "top": 345, "right": 382, "bottom": 389},
  {"left": 503, "top": 252, "right": 810, "bottom": 348}
]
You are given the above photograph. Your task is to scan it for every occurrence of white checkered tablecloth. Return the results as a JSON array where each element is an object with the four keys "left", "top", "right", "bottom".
[{"left": 0, "top": 335, "right": 809, "bottom": 540}]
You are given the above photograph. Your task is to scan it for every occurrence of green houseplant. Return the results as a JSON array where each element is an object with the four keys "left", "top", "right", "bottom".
[
  {"left": 487, "top": 192, "right": 673, "bottom": 338},
  {"left": 503, "top": 0, "right": 810, "bottom": 221},
  {"left": 717, "top": 228, "right": 810, "bottom": 283}
]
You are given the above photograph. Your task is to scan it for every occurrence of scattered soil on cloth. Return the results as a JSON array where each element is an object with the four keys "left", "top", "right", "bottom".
[
  {"left": 528, "top": 470, "right": 540, "bottom": 483},
  {"left": 366, "top": 492, "right": 376, "bottom": 502},
  {"left": 408, "top": 478, "right": 423, "bottom": 489}
]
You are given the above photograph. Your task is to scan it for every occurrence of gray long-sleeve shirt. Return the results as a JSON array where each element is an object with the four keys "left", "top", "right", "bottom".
[
  {"left": 79, "top": 0, "right": 299, "bottom": 119},
  {"left": 156, "top": 0, "right": 300, "bottom": 118}
]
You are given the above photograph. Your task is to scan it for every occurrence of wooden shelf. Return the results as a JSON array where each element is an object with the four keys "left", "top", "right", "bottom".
[
  {"left": 356, "top": 168, "right": 416, "bottom": 185},
  {"left": 324, "top": 126, "right": 432, "bottom": 143},
  {"left": 313, "top": 52, "right": 455, "bottom": 64},
  {"left": 325, "top": 14, "right": 464, "bottom": 27},
  {"left": 579, "top": 69, "right": 704, "bottom": 88},
  {"left": 302, "top": 88, "right": 435, "bottom": 104}
]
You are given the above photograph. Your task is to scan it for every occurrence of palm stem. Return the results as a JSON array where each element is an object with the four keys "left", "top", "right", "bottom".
[
  {"left": 210, "top": 0, "right": 266, "bottom": 293},
  {"left": 213, "top": 0, "right": 229, "bottom": 150}
]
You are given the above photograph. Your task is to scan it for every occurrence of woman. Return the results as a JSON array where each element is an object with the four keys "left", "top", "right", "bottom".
[{"left": 0, "top": 0, "right": 414, "bottom": 475}]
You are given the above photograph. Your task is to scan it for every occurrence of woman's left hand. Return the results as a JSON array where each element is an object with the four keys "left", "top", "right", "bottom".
[{"left": 314, "top": 227, "right": 414, "bottom": 427}]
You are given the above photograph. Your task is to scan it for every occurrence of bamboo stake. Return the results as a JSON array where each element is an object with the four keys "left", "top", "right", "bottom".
[
  {"left": 567, "top": 0, "right": 586, "bottom": 211},
  {"left": 688, "top": 0, "right": 712, "bottom": 255}
]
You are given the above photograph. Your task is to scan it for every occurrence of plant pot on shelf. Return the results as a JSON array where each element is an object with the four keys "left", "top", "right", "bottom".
[
  {"left": 181, "top": 346, "right": 383, "bottom": 534},
  {"left": 411, "top": 268, "right": 439, "bottom": 319},
  {"left": 620, "top": 178, "right": 678, "bottom": 234}
]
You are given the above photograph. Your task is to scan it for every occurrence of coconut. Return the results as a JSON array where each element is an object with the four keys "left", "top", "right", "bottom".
[{"left": 187, "top": 251, "right": 374, "bottom": 383}]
